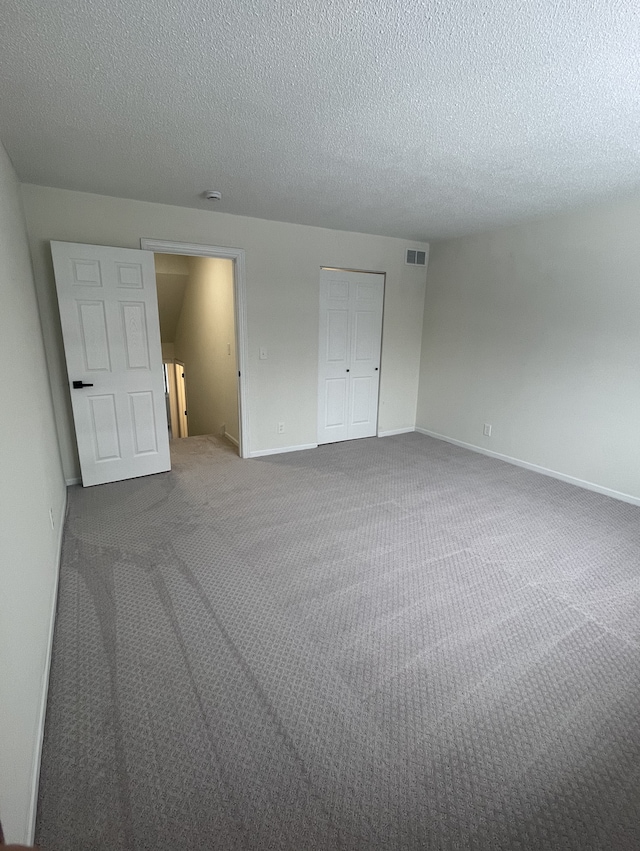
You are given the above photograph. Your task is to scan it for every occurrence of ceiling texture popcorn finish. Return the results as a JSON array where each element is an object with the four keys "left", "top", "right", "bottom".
[{"left": 1, "top": 0, "right": 639, "bottom": 240}]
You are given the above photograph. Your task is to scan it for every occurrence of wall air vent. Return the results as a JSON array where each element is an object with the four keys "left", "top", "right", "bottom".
[{"left": 405, "top": 249, "right": 427, "bottom": 266}]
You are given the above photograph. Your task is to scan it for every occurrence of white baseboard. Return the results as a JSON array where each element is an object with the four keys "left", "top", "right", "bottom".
[
  {"left": 415, "top": 427, "right": 640, "bottom": 507},
  {"left": 224, "top": 431, "right": 239, "bottom": 448},
  {"left": 377, "top": 427, "right": 415, "bottom": 437},
  {"left": 25, "top": 487, "right": 67, "bottom": 844},
  {"left": 249, "top": 443, "right": 318, "bottom": 458},
  {"left": 65, "top": 477, "right": 80, "bottom": 486}
]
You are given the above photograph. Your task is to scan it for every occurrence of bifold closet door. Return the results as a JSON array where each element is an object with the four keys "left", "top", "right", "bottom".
[{"left": 317, "top": 268, "right": 384, "bottom": 445}]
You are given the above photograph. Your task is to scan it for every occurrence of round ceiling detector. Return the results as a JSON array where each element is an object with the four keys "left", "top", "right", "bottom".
[{"left": 204, "top": 190, "right": 222, "bottom": 201}]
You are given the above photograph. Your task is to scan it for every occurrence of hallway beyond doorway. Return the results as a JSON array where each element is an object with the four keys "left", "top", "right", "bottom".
[{"left": 155, "top": 252, "right": 240, "bottom": 454}]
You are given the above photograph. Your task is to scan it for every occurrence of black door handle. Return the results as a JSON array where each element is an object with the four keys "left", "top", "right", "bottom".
[{"left": 72, "top": 380, "right": 94, "bottom": 389}]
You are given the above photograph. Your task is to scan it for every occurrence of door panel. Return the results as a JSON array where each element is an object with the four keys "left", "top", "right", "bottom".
[
  {"left": 324, "top": 378, "right": 348, "bottom": 430},
  {"left": 328, "top": 279, "right": 349, "bottom": 300},
  {"left": 89, "top": 395, "right": 120, "bottom": 460},
  {"left": 129, "top": 391, "right": 158, "bottom": 454},
  {"left": 115, "top": 262, "right": 144, "bottom": 288},
  {"left": 52, "top": 241, "right": 171, "bottom": 486},
  {"left": 318, "top": 269, "right": 384, "bottom": 444},
  {"left": 121, "top": 302, "right": 151, "bottom": 369},
  {"left": 71, "top": 258, "right": 101, "bottom": 285},
  {"left": 326, "top": 310, "right": 349, "bottom": 362},
  {"left": 351, "top": 377, "right": 372, "bottom": 423},
  {"left": 353, "top": 310, "right": 376, "bottom": 361},
  {"left": 78, "top": 301, "right": 111, "bottom": 369}
]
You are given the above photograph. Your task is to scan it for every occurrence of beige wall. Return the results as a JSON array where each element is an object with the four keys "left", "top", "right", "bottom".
[
  {"left": 21, "top": 185, "right": 429, "bottom": 479},
  {"left": 173, "top": 256, "right": 239, "bottom": 442},
  {"left": 161, "top": 341, "right": 176, "bottom": 360},
  {"left": 417, "top": 191, "right": 640, "bottom": 502},
  {"left": 0, "top": 146, "right": 66, "bottom": 843}
]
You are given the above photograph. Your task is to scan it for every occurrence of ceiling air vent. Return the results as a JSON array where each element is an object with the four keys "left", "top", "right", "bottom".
[{"left": 405, "top": 249, "right": 427, "bottom": 266}]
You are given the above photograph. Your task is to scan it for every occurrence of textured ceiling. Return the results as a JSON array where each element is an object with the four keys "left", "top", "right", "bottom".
[{"left": 1, "top": 0, "right": 639, "bottom": 240}]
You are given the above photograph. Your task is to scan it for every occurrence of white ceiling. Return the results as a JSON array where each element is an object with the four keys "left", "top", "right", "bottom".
[{"left": 1, "top": 0, "right": 639, "bottom": 240}]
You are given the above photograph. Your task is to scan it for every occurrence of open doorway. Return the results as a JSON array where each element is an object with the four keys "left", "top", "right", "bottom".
[{"left": 145, "top": 241, "right": 247, "bottom": 456}]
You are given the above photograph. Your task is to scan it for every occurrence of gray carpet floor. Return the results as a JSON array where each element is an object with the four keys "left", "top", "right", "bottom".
[{"left": 36, "top": 433, "right": 640, "bottom": 850}]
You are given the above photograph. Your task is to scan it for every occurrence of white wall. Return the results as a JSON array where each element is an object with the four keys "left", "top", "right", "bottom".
[
  {"left": 21, "top": 185, "right": 429, "bottom": 479},
  {"left": 417, "top": 191, "right": 640, "bottom": 502},
  {"left": 0, "top": 145, "right": 66, "bottom": 843},
  {"left": 173, "top": 256, "right": 239, "bottom": 442}
]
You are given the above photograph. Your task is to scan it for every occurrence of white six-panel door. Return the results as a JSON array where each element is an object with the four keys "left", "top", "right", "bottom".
[
  {"left": 318, "top": 269, "right": 384, "bottom": 444},
  {"left": 51, "top": 241, "right": 171, "bottom": 486}
]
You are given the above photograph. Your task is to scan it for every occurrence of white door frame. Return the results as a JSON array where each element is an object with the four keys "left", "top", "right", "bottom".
[{"left": 141, "top": 238, "right": 250, "bottom": 458}]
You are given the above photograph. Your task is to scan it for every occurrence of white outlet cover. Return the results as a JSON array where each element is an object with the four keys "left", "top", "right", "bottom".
[{"left": 259, "top": 347, "right": 268, "bottom": 360}]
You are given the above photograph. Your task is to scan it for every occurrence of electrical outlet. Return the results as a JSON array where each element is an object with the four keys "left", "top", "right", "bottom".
[
  {"left": 49, "top": 508, "right": 55, "bottom": 530},
  {"left": 259, "top": 347, "right": 268, "bottom": 360},
  {"left": 483, "top": 423, "right": 492, "bottom": 437},
  {"left": 277, "top": 422, "right": 285, "bottom": 434}
]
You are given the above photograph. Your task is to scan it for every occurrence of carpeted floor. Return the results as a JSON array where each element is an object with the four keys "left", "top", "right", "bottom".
[{"left": 36, "top": 433, "right": 640, "bottom": 850}]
